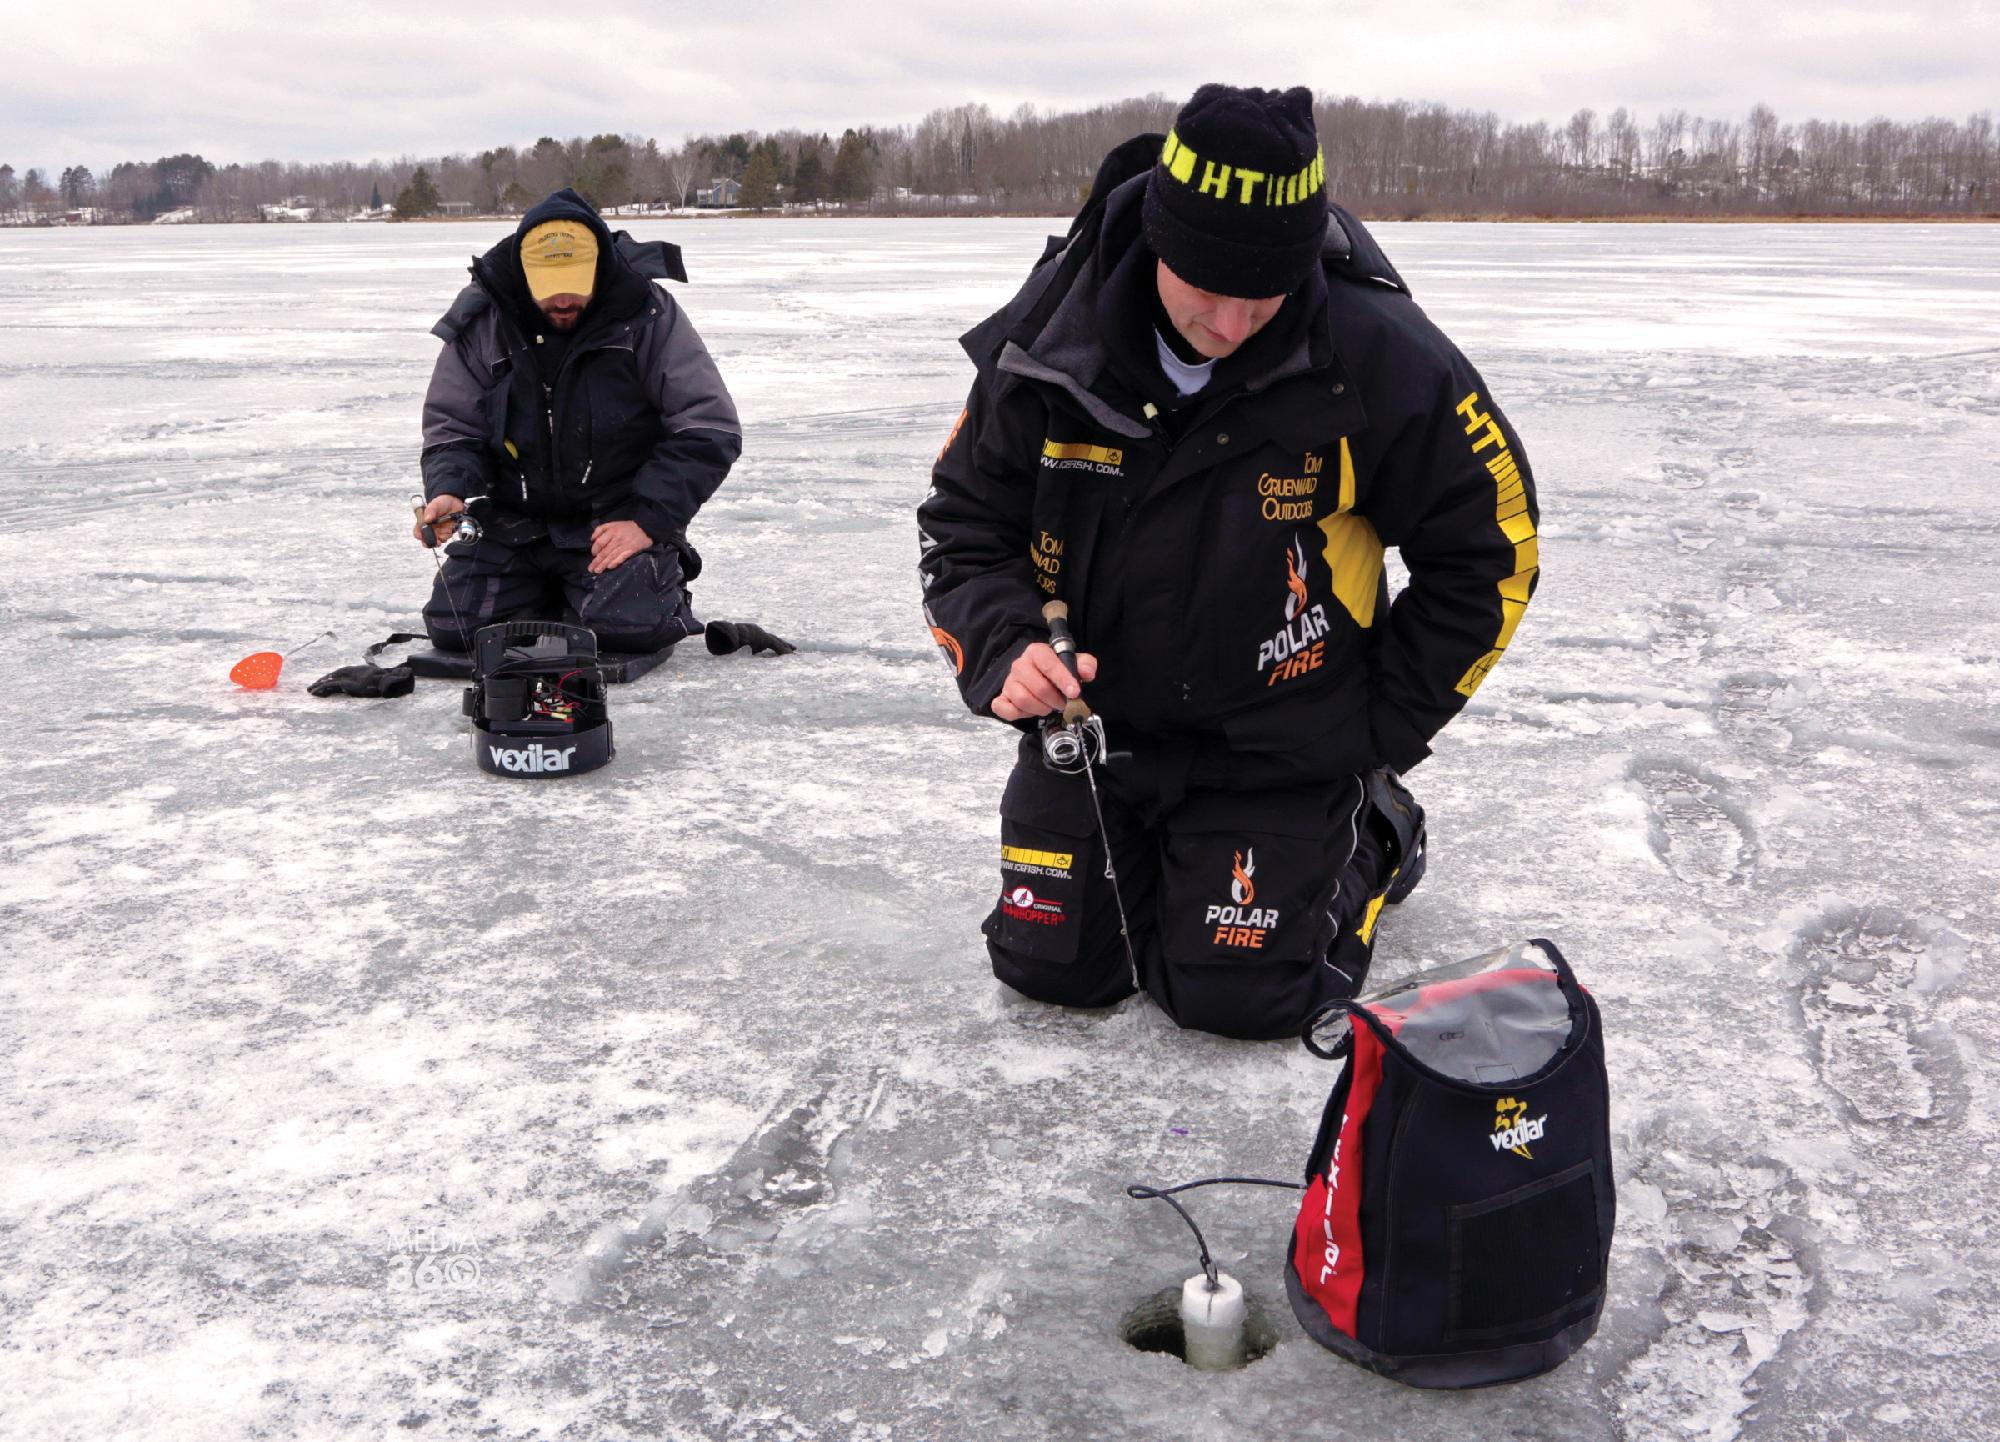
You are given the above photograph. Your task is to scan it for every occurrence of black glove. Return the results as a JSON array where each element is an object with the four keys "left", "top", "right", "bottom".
[
  {"left": 703, "top": 620, "right": 796, "bottom": 657},
  {"left": 307, "top": 662, "right": 417, "bottom": 698}
]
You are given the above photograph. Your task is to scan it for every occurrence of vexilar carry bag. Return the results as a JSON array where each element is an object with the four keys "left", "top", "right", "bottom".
[{"left": 1286, "top": 939, "right": 1614, "bottom": 1388}]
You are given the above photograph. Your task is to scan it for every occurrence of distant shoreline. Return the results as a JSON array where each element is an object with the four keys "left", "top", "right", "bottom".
[
  {"left": 248, "top": 210, "right": 2000, "bottom": 225},
  {"left": 8, "top": 209, "right": 1998, "bottom": 231}
]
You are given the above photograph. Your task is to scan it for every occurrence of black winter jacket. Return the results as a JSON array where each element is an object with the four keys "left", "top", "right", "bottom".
[
  {"left": 917, "top": 171, "right": 1539, "bottom": 782},
  {"left": 420, "top": 190, "right": 741, "bottom": 548}
]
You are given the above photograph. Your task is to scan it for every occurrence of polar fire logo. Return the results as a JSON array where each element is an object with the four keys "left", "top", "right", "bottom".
[
  {"left": 1284, "top": 535, "right": 1310, "bottom": 622},
  {"left": 1259, "top": 533, "right": 1330, "bottom": 686},
  {"left": 1208, "top": 846, "right": 1276, "bottom": 948},
  {"left": 1231, "top": 848, "right": 1257, "bottom": 906}
]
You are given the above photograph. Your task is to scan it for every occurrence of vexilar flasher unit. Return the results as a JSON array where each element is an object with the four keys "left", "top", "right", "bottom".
[{"left": 462, "top": 621, "right": 613, "bottom": 778}]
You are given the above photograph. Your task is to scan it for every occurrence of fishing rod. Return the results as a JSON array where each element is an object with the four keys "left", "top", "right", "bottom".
[
  {"left": 411, "top": 495, "right": 483, "bottom": 552},
  {"left": 1038, "top": 598, "right": 1141, "bottom": 993},
  {"left": 411, "top": 494, "right": 481, "bottom": 649}
]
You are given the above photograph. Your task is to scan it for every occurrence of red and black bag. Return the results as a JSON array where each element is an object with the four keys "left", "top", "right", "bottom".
[{"left": 1285, "top": 939, "right": 1614, "bottom": 1388}]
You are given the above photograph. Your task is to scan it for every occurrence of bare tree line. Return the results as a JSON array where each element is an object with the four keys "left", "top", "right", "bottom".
[{"left": 4, "top": 95, "right": 1995, "bottom": 225}]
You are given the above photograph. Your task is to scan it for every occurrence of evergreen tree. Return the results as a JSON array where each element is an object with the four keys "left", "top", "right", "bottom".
[
  {"left": 739, "top": 150, "right": 779, "bottom": 210},
  {"left": 792, "top": 138, "right": 827, "bottom": 204},
  {"left": 370, "top": 181, "right": 383, "bottom": 210},
  {"left": 500, "top": 180, "right": 532, "bottom": 213},
  {"left": 754, "top": 137, "right": 790, "bottom": 188},
  {"left": 523, "top": 137, "right": 569, "bottom": 196},
  {"left": 709, "top": 133, "right": 752, "bottom": 177},
  {"left": 576, "top": 134, "right": 632, "bottom": 211},
  {"left": 394, "top": 166, "right": 443, "bottom": 218},
  {"left": 476, "top": 147, "right": 516, "bottom": 210},
  {"left": 830, "top": 129, "right": 874, "bottom": 204},
  {"left": 152, "top": 153, "right": 213, "bottom": 214},
  {"left": 22, "top": 168, "right": 54, "bottom": 216}
]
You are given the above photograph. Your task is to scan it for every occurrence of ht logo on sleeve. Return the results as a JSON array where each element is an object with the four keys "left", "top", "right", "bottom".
[{"left": 1206, "top": 847, "right": 1278, "bottom": 948}]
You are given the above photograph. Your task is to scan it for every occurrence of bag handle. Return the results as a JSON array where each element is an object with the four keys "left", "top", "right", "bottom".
[
  {"left": 1300, "top": 999, "right": 1354, "bottom": 1061},
  {"left": 1299, "top": 938, "right": 1586, "bottom": 1064}
]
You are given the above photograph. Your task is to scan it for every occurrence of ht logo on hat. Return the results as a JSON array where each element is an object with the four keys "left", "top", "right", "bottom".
[
  {"left": 1160, "top": 128, "right": 1326, "bottom": 208},
  {"left": 1143, "top": 84, "right": 1331, "bottom": 298}
]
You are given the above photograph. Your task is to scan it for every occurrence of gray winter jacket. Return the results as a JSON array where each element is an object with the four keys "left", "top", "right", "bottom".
[{"left": 420, "top": 225, "right": 741, "bottom": 547}]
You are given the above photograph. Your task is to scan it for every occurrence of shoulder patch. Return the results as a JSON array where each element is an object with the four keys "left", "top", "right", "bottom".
[{"left": 1039, "top": 438, "right": 1124, "bottom": 474}]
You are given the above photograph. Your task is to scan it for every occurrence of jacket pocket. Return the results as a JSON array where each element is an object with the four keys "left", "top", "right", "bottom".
[{"left": 986, "top": 757, "right": 1099, "bottom": 965}]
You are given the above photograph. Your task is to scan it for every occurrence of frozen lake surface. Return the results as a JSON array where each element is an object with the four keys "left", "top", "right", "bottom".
[{"left": 3, "top": 218, "right": 1998, "bottom": 1441}]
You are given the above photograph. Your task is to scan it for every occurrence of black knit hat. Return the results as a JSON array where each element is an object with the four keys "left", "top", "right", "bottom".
[{"left": 1142, "top": 84, "right": 1328, "bottom": 298}]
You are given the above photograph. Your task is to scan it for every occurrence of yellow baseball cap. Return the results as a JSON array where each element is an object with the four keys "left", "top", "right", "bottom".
[{"left": 519, "top": 220, "right": 599, "bottom": 301}]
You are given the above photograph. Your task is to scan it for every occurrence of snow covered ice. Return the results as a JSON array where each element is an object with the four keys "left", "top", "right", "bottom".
[{"left": 2, "top": 218, "right": 1998, "bottom": 1440}]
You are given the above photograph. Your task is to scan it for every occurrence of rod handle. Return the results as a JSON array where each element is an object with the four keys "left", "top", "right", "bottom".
[
  {"left": 1041, "top": 598, "right": 1089, "bottom": 714},
  {"left": 1041, "top": 598, "right": 1080, "bottom": 668}
]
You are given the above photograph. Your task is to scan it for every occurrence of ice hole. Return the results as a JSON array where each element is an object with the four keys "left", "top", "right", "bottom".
[{"left": 1119, "top": 1282, "right": 1279, "bottom": 1371}]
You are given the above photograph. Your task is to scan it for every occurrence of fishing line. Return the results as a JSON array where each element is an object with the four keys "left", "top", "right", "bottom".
[
  {"left": 228, "top": 629, "right": 335, "bottom": 689},
  {"left": 1078, "top": 739, "right": 1140, "bottom": 991},
  {"left": 1126, "top": 1176, "right": 1306, "bottom": 1287},
  {"left": 1039, "top": 598, "right": 1142, "bottom": 992},
  {"left": 412, "top": 495, "right": 477, "bottom": 648}
]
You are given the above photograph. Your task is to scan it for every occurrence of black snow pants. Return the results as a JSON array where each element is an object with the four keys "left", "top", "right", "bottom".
[
  {"left": 984, "top": 735, "right": 1421, "bottom": 1041},
  {"left": 422, "top": 514, "right": 701, "bottom": 654}
]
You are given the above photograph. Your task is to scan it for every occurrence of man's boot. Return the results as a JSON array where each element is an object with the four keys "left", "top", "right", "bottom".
[{"left": 1370, "top": 767, "right": 1428, "bottom": 905}]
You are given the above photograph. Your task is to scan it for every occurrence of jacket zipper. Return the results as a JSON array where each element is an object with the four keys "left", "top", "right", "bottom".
[
  {"left": 543, "top": 380, "right": 556, "bottom": 491},
  {"left": 539, "top": 323, "right": 634, "bottom": 494}
]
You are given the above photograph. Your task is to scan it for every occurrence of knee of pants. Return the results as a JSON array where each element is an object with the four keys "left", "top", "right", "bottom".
[
  {"left": 1141, "top": 786, "right": 1368, "bottom": 1039},
  {"left": 1145, "top": 847, "right": 1385, "bottom": 1039},
  {"left": 1142, "top": 952, "right": 1348, "bottom": 1041},
  {"left": 984, "top": 749, "right": 1147, "bottom": 1011},
  {"left": 422, "top": 600, "right": 474, "bottom": 653},
  {"left": 984, "top": 916, "right": 1137, "bottom": 1010},
  {"left": 588, "top": 619, "right": 675, "bottom": 652},
  {"left": 578, "top": 552, "right": 693, "bottom": 651}
]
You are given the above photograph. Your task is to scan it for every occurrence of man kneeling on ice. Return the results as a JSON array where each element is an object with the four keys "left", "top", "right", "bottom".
[
  {"left": 415, "top": 188, "right": 739, "bottom": 653},
  {"left": 917, "top": 84, "right": 1541, "bottom": 1040}
]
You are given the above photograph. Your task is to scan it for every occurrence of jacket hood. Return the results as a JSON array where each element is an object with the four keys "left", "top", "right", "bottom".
[
  {"left": 485, "top": 188, "right": 628, "bottom": 334},
  {"left": 436, "top": 188, "right": 689, "bottom": 343},
  {"left": 516, "top": 186, "right": 612, "bottom": 247}
]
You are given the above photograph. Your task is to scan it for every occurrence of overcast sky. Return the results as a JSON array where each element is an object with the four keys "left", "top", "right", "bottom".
[{"left": 6, "top": 0, "right": 1996, "bottom": 174}]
